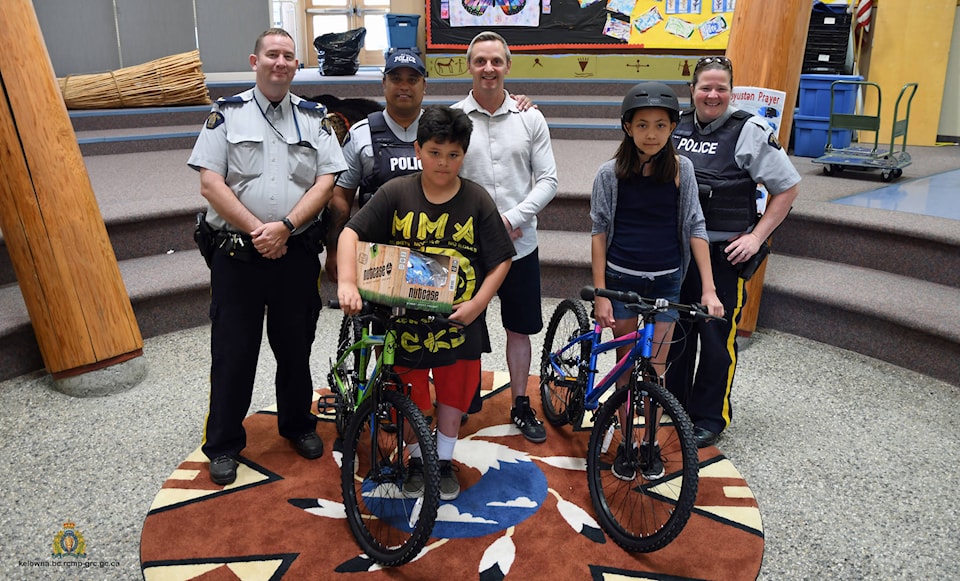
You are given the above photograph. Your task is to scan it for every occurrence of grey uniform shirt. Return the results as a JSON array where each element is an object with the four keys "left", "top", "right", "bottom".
[
  {"left": 187, "top": 87, "right": 347, "bottom": 234},
  {"left": 335, "top": 110, "right": 421, "bottom": 190}
]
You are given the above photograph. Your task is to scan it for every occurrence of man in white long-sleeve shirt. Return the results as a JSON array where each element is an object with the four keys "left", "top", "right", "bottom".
[{"left": 453, "top": 31, "right": 558, "bottom": 443}]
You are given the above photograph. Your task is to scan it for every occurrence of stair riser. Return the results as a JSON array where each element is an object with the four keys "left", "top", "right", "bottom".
[
  {"left": 777, "top": 217, "right": 960, "bottom": 288},
  {"left": 759, "top": 290, "right": 959, "bottom": 386},
  {"left": 0, "top": 216, "right": 198, "bottom": 286},
  {"left": 209, "top": 79, "right": 665, "bottom": 101},
  {"left": 79, "top": 136, "right": 198, "bottom": 156},
  {"left": 71, "top": 109, "right": 208, "bottom": 132}
]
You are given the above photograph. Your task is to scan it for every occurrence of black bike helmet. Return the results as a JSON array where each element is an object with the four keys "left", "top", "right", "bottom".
[{"left": 620, "top": 82, "right": 681, "bottom": 127}]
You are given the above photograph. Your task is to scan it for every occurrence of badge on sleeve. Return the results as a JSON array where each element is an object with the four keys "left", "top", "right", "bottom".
[
  {"left": 205, "top": 111, "right": 224, "bottom": 130},
  {"left": 320, "top": 115, "right": 333, "bottom": 136},
  {"left": 767, "top": 132, "right": 782, "bottom": 150}
]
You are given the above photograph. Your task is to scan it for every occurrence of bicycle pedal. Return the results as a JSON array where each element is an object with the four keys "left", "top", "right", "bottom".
[{"left": 315, "top": 394, "right": 339, "bottom": 415}]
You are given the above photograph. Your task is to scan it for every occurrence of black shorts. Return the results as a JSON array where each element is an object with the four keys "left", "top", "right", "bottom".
[{"left": 496, "top": 249, "right": 543, "bottom": 335}]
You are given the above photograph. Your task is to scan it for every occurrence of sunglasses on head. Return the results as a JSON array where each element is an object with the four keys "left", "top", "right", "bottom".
[{"left": 695, "top": 56, "right": 732, "bottom": 71}]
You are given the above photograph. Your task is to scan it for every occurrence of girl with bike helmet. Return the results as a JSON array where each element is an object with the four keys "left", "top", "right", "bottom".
[{"left": 590, "top": 82, "right": 724, "bottom": 479}]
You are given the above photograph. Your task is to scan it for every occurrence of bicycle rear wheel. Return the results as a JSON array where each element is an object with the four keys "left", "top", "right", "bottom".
[
  {"left": 539, "top": 298, "right": 590, "bottom": 426},
  {"left": 341, "top": 388, "right": 440, "bottom": 566},
  {"left": 586, "top": 378, "right": 699, "bottom": 552}
]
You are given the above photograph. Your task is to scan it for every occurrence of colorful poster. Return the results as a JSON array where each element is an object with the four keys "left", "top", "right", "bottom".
[
  {"left": 449, "top": 0, "right": 541, "bottom": 27},
  {"left": 428, "top": 0, "right": 735, "bottom": 49}
]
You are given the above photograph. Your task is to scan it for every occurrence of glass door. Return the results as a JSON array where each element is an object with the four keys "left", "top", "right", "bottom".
[{"left": 304, "top": 0, "right": 389, "bottom": 68}]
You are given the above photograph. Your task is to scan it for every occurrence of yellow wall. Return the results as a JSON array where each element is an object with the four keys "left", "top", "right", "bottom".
[{"left": 864, "top": 0, "right": 956, "bottom": 145}]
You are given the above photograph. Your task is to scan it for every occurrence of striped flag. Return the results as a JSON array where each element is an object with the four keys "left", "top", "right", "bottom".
[{"left": 855, "top": 0, "right": 873, "bottom": 32}]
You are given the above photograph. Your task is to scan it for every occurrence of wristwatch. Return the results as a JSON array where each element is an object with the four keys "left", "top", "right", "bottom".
[{"left": 282, "top": 217, "right": 296, "bottom": 233}]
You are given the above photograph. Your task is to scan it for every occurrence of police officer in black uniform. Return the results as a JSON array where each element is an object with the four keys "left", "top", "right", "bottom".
[
  {"left": 666, "top": 56, "right": 800, "bottom": 448},
  {"left": 188, "top": 28, "right": 347, "bottom": 485}
]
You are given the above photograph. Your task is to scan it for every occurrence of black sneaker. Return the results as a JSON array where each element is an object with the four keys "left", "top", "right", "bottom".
[
  {"left": 292, "top": 432, "right": 324, "bottom": 459},
  {"left": 209, "top": 456, "right": 238, "bottom": 485},
  {"left": 403, "top": 457, "right": 425, "bottom": 498},
  {"left": 511, "top": 396, "right": 546, "bottom": 443},
  {"left": 639, "top": 442, "right": 664, "bottom": 480},
  {"left": 612, "top": 444, "right": 636, "bottom": 481},
  {"left": 439, "top": 460, "right": 460, "bottom": 500}
]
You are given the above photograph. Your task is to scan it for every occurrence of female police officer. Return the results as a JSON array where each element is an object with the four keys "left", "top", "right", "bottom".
[{"left": 666, "top": 56, "right": 800, "bottom": 448}]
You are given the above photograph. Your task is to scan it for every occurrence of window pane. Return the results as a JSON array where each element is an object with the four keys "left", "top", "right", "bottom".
[
  {"left": 363, "top": 14, "right": 387, "bottom": 50},
  {"left": 311, "top": 0, "right": 348, "bottom": 6},
  {"left": 313, "top": 14, "right": 349, "bottom": 37}
]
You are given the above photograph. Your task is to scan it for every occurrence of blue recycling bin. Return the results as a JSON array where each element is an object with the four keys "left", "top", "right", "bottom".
[
  {"left": 798, "top": 74, "right": 863, "bottom": 117},
  {"left": 385, "top": 14, "right": 419, "bottom": 50}
]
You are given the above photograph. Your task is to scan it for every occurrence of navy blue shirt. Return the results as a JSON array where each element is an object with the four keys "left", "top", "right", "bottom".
[{"left": 607, "top": 175, "right": 681, "bottom": 273}]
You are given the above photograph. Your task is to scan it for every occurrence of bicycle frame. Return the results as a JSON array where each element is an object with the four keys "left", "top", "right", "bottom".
[
  {"left": 330, "top": 324, "right": 397, "bottom": 411},
  {"left": 547, "top": 318, "right": 657, "bottom": 413}
]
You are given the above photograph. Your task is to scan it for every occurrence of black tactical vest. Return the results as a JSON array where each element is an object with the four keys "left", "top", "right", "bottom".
[
  {"left": 673, "top": 109, "right": 758, "bottom": 232},
  {"left": 358, "top": 112, "right": 421, "bottom": 207}
]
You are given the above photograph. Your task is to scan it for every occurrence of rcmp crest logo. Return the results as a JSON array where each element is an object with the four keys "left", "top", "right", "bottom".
[{"left": 52, "top": 521, "right": 87, "bottom": 558}]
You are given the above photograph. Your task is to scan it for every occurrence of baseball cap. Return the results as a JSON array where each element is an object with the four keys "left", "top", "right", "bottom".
[{"left": 383, "top": 49, "right": 427, "bottom": 77}]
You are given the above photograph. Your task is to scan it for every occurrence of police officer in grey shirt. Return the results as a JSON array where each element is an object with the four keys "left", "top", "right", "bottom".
[{"left": 187, "top": 28, "right": 347, "bottom": 485}]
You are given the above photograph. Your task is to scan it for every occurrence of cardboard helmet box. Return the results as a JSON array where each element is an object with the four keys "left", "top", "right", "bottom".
[{"left": 356, "top": 242, "right": 458, "bottom": 313}]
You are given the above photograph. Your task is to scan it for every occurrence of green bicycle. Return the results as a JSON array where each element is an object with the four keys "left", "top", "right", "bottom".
[{"left": 324, "top": 300, "right": 442, "bottom": 566}]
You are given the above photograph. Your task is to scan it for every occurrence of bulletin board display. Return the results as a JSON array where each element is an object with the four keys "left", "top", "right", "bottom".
[{"left": 427, "top": 0, "right": 736, "bottom": 50}]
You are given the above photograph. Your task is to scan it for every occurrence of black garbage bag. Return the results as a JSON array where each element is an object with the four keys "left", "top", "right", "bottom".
[{"left": 313, "top": 28, "right": 366, "bottom": 76}]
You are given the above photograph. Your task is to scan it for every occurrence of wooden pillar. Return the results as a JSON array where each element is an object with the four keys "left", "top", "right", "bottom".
[
  {"left": 725, "top": 0, "right": 813, "bottom": 336},
  {"left": 0, "top": 0, "right": 144, "bottom": 388}
]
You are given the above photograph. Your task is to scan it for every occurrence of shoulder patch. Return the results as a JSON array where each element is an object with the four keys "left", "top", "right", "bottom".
[
  {"left": 296, "top": 99, "right": 327, "bottom": 114},
  {"left": 320, "top": 115, "right": 333, "bottom": 136},
  {"left": 215, "top": 95, "right": 244, "bottom": 107},
  {"left": 767, "top": 132, "right": 782, "bottom": 150},
  {"left": 205, "top": 111, "right": 224, "bottom": 130}
]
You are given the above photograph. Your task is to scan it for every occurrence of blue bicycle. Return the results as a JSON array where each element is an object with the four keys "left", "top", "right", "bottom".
[{"left": 539, "top": 286, "right": 721, "bottom": 552}]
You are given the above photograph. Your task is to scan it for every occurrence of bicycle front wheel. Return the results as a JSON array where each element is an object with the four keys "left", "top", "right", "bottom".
[
  {"left": 539, "top": 298, "right": 590, "bottom": 427},
  {"left": 586, "top": 379, "right": 699, "bottom": 552},
  {"left": 341, "top": 389, "right": 440, "bottom": 566}
]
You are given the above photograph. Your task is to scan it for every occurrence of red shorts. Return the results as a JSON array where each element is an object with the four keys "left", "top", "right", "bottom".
[{"left": 395, "top": 359, "right": 480, "bottom": 413}]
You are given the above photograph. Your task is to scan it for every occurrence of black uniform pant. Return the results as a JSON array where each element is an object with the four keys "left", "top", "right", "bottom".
[
  {"left": 202, "top": 241, "right": 322, "bottom": 460},
  {"left": 665, "top": 243, "right": 746, "bottom": 435}
]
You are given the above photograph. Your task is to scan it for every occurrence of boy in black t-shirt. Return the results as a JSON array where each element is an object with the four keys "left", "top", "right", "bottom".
[{"left": 337, "top": 105, "right": 515, "bottom": 500}]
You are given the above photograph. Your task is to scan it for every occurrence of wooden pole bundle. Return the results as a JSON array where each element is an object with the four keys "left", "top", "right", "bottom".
[
  {"left": 725, "top": 0, "right": 812, "bottom": 336},
  {"left": 57, "top": 49, "right": 211, "bottom": 109},
  {"left": 1, "top": 0, "right": 144, "bottom": 386}
]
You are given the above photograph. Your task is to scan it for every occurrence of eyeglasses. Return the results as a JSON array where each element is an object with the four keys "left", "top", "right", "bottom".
[{"left": 695, "top": 56, "right": 733, "bottom": 72}]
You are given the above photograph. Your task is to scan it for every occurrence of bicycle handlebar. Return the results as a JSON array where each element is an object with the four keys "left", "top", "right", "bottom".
[
  {"left": 327, "top": 299, "right": 463, "bottom": 327},
  {"left": 580, "top": 286, "right": 724, "bottom": 323}
]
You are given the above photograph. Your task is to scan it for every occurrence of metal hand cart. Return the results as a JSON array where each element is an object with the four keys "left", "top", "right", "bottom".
[{"left": 812, "top": 80, "right": 919, "bottom": 182}]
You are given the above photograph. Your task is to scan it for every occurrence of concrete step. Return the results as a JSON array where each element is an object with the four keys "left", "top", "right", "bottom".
[
  {"left": 0, "top": 250, "right": 209, "bottom": 382},
  {"left": 759, "top": 254, "right": 960, "bottom": 385}
]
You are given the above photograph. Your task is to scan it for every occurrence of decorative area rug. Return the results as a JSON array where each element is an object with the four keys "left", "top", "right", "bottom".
[{"left": 141, "top": 373, "right": 763, "bottom": 580}]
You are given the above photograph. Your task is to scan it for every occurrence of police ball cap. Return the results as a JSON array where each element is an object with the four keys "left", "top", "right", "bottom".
[
  {"left": 384, "top": 49, "right": 427, "bottom": 77},
  {"left": 621, "top": 81, "right": 680, "bottom": 124}
]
